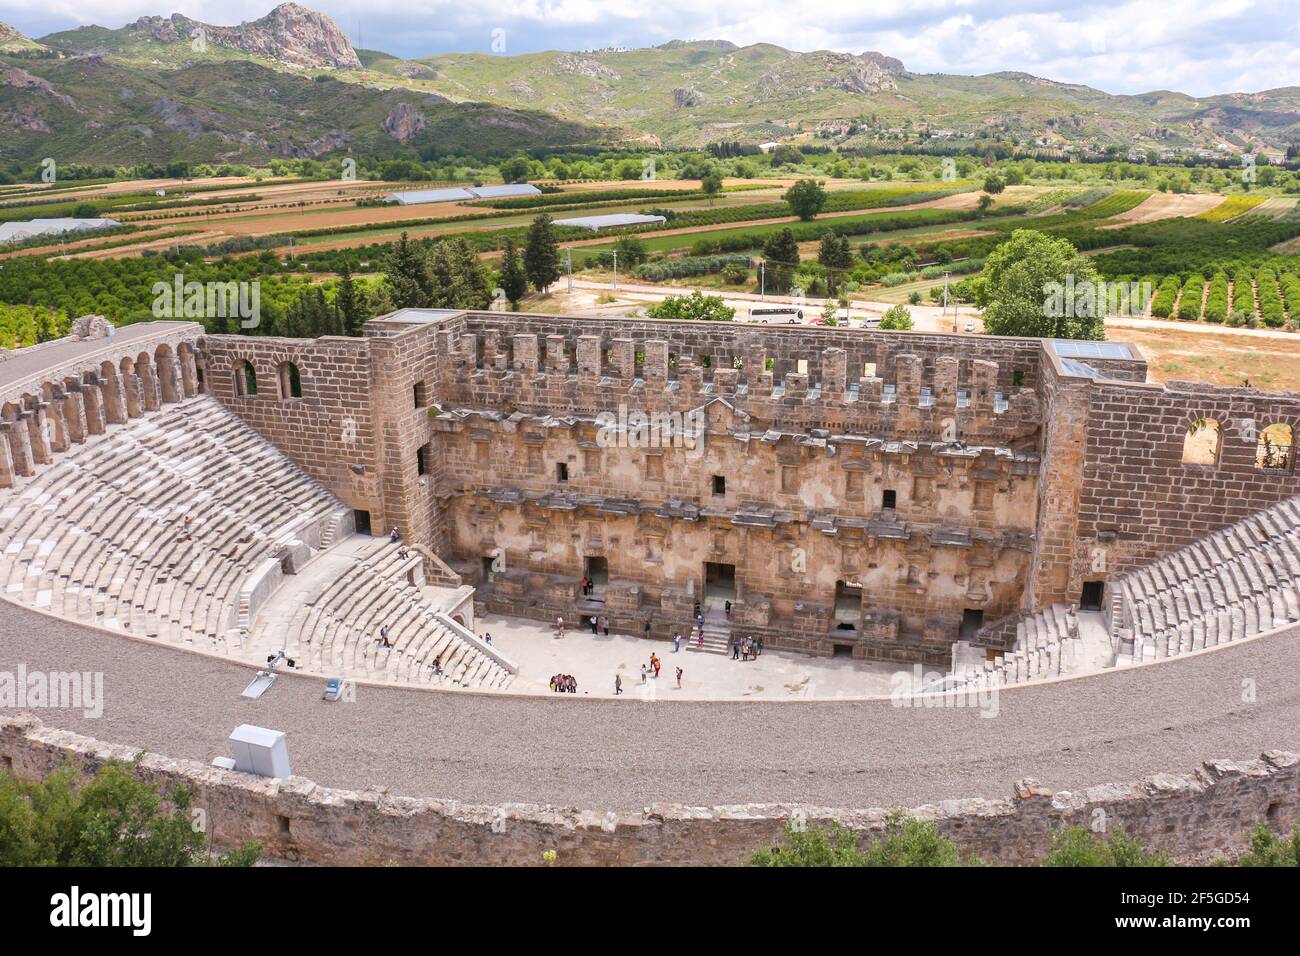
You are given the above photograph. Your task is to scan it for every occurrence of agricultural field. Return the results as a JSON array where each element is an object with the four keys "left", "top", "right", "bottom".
[{"left": 2, "top": 156, "right": 1300, "bottom": 375}]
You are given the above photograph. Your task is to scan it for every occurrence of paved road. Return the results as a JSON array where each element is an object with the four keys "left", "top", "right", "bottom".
[{"left": 2, "top": 601, "right": 1297, "bottom": 811}]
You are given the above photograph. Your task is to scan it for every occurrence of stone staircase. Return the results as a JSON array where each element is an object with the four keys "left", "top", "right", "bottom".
[
  {"left": 281, "top": 537, "right": 516, "bottom": 690},
  {"left": 952, "top": 603, "right": 1082, "bottom": 689},
  {"left": 688, "top": 621, "right": 732, "bottom": 655},
  {"left": 1109, "top": 495, "right": 1300, "bottom": 662}
]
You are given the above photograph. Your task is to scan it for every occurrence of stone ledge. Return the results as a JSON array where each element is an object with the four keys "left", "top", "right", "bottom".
[{"left": 2, "top": 715, "right": 1295, "bottom": 867}]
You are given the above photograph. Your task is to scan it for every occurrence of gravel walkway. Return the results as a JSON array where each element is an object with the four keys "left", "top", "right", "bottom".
[{"left": 2, "top": 600, "right": 1297, "bottom": 812}]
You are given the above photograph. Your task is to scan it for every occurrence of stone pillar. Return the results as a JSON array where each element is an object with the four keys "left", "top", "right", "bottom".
[
  {"left": 100, "top": 372, "right": 129, "bottom": 425},
  {"left": 139, "top": 363, "right": 161, "bottom": 412},
  {"left": 180, "top": 349, "right": 198, "bottom": 398},
  {"left": 123, "top": 373, "right": 144, "bottom": 419},
  {"left": 158, "top": 352, "right": 182, "bottom": 403},
  {"left": 972, "top": 359, "right": 998, "bottom": 418},
  {"left": 643, "top": 339, "right": 669, "bottom": 387},
  {"left": 576, "top": 335, "right": 602, "bottom": 382},
  {"left": 46, "top": 388, "right": 70, "bottom": 453},
  {"left": 545, "top": 334, "right": 568, "bottom": 375},
  {"left": 64, "top": 387, "right": 88, "bottom": 444},
  {"left": 0, "top": 430, "right": 13, "bottom": 488},
  {"left": 482, "top": 329, "right": 502, "bottom": 366},
  {"left": 895, "top": 353, "right": 922, "bottom": 408},
  {"left": 822, "top": 347, "right": 847, "bottom": 399},
  {"left": 935, "top": 355, "right": 959, "bottom": 414},
  {"left": 81, "top": 382, "right": 105, "bottom": 436},
  {"left": 460, "top": 333, "right": 480, "bottom": 370},
  {"left": 24, "top": 406, "right": 52, "bottom": 465},
  {"left": 2, "top": 420, "right": 32, "bottom": 479},
  {"left": 513, "top": 334, "right": 538, "bottom": 374},
  {"left": 610, "top": 338, "right": 635, "bottom": 382}
]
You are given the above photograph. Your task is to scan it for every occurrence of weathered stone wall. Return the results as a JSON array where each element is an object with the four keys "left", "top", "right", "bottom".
[
  {"left": 1075, "top": 378, "right": 1300, "bottom": 589},
  {"left": 1, "top": 715, "right": 1294, "bottom": 866}
]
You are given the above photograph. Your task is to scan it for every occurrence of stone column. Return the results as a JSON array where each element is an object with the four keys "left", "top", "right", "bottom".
[
  {"left": 576, "top": 335, "right": 602, "bottom": 382},
  {"left": 0, "top": 430, "right": 13, "bottom": 488},
  {"left": 122, "top": 373, "right": 144, "bottom": 419},
  {"left": 643, "top": 339, "right": 669, "bottom": 388},
  {"left": 24, "top": 405, "right": 52, "bottom": 465},
  {"left": 1, "top": 420, "right": 32, "bottom": 479},
  {"left": 822, "top": 347, "right": 847, "bottom": 400},
  {"left": 545, "top": 334, "right": 568, "bottom": 376},
  {"left": 100, "top": 372, "right": 129, "bottom": 424},
  {"left": 513, "top": 334, "right": 539, "bottom": 374},
  {"left": 46, "top": 387, "right": 70, "bottom": 453},
  {"left": 180, "top": 349, "right": 198, "bottom": 398},
  {"left": 610, "top": 338, "right": 635, "bottom": 383},
  {"left": 139, "top": 363, "right": 161, "bottom": 412},
  {"left": 81, "top": 382, "right": 105, "bottom": 436}
]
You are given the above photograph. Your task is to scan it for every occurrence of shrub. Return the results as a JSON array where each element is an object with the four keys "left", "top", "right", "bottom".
[{"left": 879, "top": 304, "right": 913, "bottom": 330}]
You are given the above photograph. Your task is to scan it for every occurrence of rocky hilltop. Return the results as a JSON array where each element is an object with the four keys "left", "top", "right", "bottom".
[{"left": 130, "top": 3, "right": 361, "bottom": 69}]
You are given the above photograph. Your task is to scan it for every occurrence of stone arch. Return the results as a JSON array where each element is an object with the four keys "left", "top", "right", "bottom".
[
  {"left": 1256, "top": 422, "right": 1294, "bottom": 471},
  {"left": 277, "top": 361, "right": 303, "bottom": 400},
  {"left": 1182, "top": 416, "right": 1221, "bottom": 465},
  {"left": 234, "top": 359, "right": 258, "bottom": 398}
]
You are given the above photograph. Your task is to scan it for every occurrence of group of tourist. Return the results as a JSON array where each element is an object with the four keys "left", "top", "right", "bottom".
[
  {"left": 550, "top": 673, "right": 578, "bottom": 693},
  {"left": 731, "top": 636, "right": 762, "bottom": 661},
  {"left": 637, "top": 653, "right": 684, "bottom": 688},
  {"left": 587, "top": 614, "right": 610, "bottom": 635}
]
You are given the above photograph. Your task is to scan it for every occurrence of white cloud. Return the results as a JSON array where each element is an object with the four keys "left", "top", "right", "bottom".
[{"left": 2, "top": 0, "right": 1298, "bottom": 95}]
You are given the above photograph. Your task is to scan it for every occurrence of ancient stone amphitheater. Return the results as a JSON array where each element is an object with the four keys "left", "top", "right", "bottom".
[{"left": 1, "top": 314, "right": 1298, "bottom": 866}]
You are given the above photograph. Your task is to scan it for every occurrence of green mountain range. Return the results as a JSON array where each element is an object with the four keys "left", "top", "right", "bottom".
[{"left": 2, "top": 3, "right": 1298, "bottom": 167}]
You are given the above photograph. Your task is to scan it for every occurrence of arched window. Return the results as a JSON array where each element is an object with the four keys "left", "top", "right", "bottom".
[
  {"left": 1182, "top": 417, "right": 1220, "bottom": 465},
  {"left": 277, "top": 362, "right": 303, "bottom": 400},
  {"left": 235, "top": 361, "right": 258, "bottom": 397},
  {"left": 1256, "top": 423, "right": 1293, "bottom": 471}
]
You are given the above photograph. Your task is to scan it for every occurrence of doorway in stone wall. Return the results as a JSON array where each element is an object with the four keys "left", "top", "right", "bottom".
[
  {"left": 960, "top": 608, "right": 985, "bottom": 641},
  {"left": 834, "top": 580, "right": 862, "bottom": 631},
  {"left": 704, "top": 562, "right": 736, "bottom": 612},
  {"left": 353, "top": 510, "right": 371, "bottom": 535},
  {"left": 584, "top": 556, "right": 608, "bottom": 600},
  {"left": 1080, "top": 580, "right": 1105, "bottom": 612}
]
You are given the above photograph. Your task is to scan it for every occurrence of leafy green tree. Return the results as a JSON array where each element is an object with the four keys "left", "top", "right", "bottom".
[
  {"left": 761, "top": 227, "right": 800, "bottom": 295},
  {"left": 523, "top": 214, "right": 561, "bottom": 293},
  {"left": 646, "top": 290, "right": 735, "bottom": 322},
  {"left": 380, "top": 232, "right": 432, "bottom": 310},
  {"left": 614, "top": 235, "right": 648, "bottom": 268},
  {"left": 701, "top": 171, "right": 723, "bottom": 204},
  {"left": 983, "top": 173, "right": 1006, "bottom": 194},
  {"left": 335, "top": 261, "right": 367, "bottom": 335},
  {"left": 974, "top": 229, "right": 1105, "bottom": 339},
  {"left": 880, "top": 304, "right": 913, "bottom": 330},
  {"left": 769, "top": 144, "right": 803, "bottom": 168},
  {"left": 1043, "top": 828, "right": 1170, "bottom": 867},
  {"left": 498, "top": 237, "right": 528, "bottom": 310},
  {"left": 784, "top": 179, "right": 828, "bottom": 220},
  {"left": 497, "top": 156, "right": 532, "bottom": 184},
  {"left": 976, "top": 194, "right": 994, "bottom": 216},
  {"left": 817, "top": 234, "right": 852, "bottom": 295},
  {"left": 35, "top": 309, "right": 54, "bottom": 344},
  {"left": 0, "top": 763, "right": 259, "bottom": 867},
  {"left": 428, "top": 237, "right": 492, "bottom": 310}
]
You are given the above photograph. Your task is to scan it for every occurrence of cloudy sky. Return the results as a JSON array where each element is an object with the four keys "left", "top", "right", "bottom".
[{"left": 4, "top": 0, "right": 1300, "bottom": 96}]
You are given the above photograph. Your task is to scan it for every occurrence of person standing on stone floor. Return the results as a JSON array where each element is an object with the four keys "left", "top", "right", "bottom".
[
  {"left": 673, "top": 632, "right": 682, "bottom": 653},
  {"left": 640, "top": 664, "right": 647, "bottom": 684},
  {"left": 590, "top": 614, "right": 599, "bottom": 634},
  {"left": 601, "top": 615, "right": 610, "bottom": 636},
  {"left": 615, "top": 674, "right": 623, "bottom": 696},
  {"left": 732, "top": 640, "right": 740, "bottom": 660},
  {"left": 676, "top": 667, "right": 683, "bottom": 689},
  {"left": 379, "top": 624, "right": 391, "bottom": 648}
]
